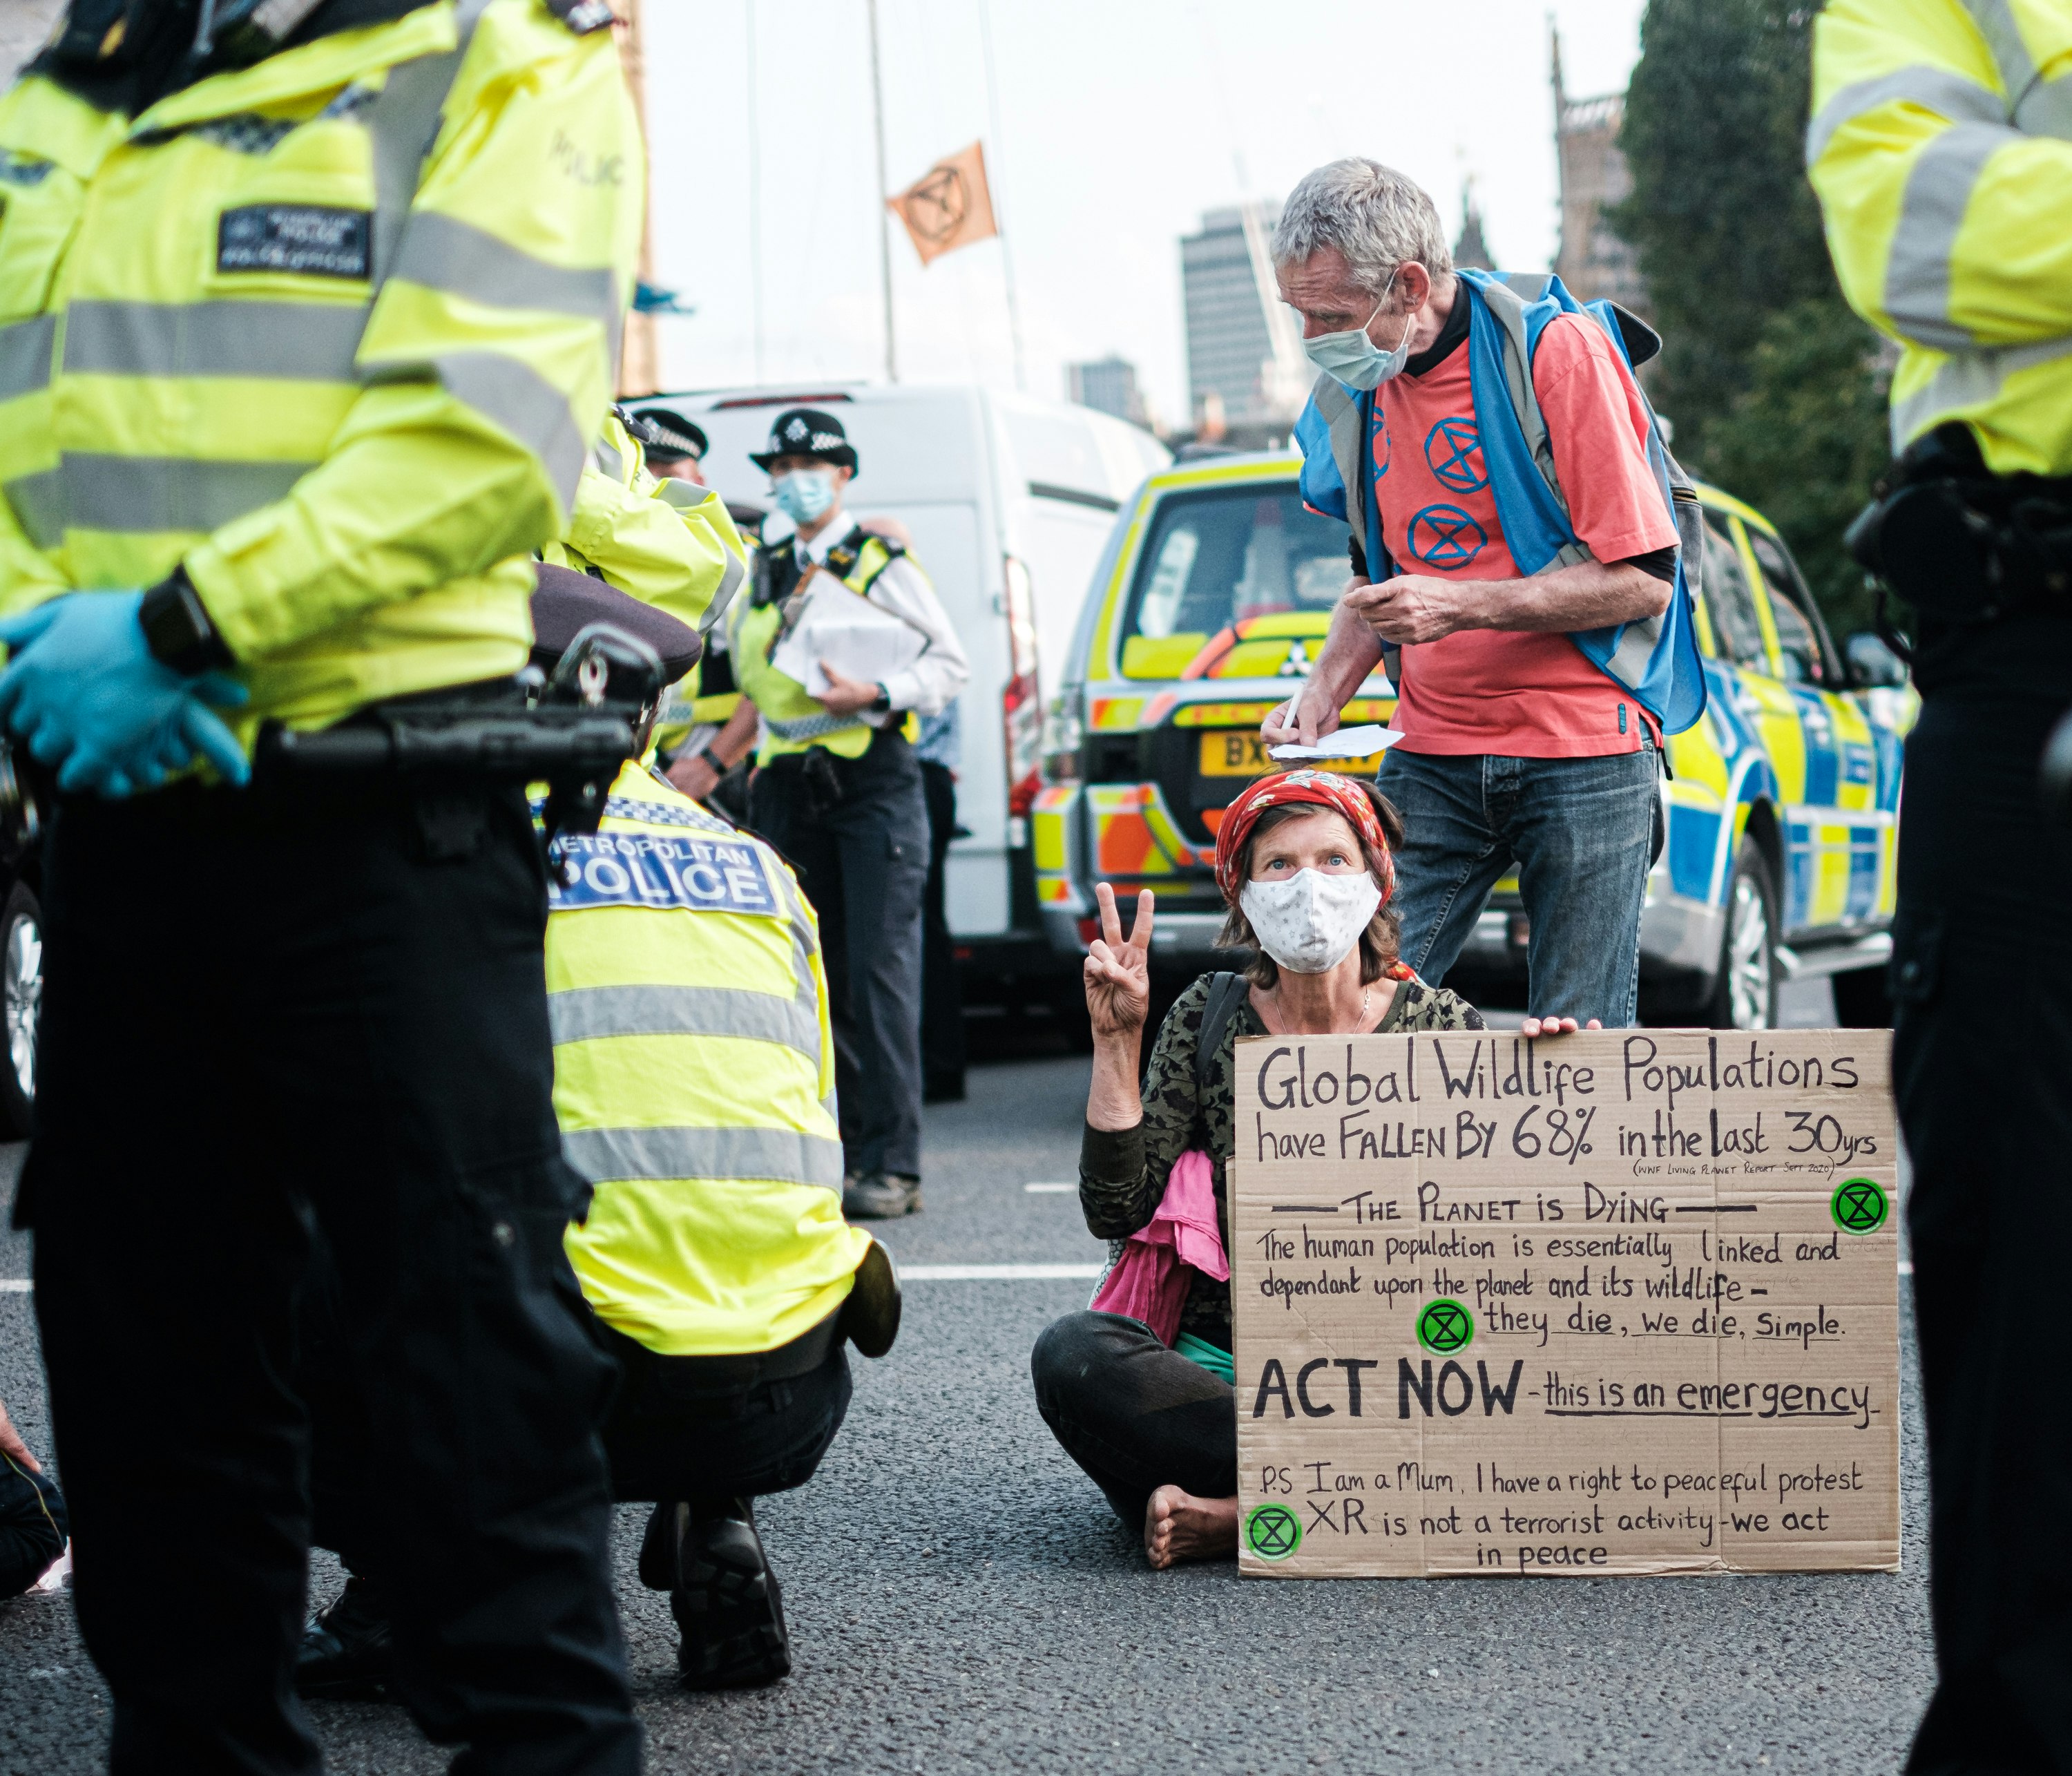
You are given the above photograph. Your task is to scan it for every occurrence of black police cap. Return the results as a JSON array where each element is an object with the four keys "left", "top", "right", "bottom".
[
  {"left": 530, "top": 563, "right": 702, "bottom": 680},
  {"left": 629, "top": 406, "right": 707, "bottom": 464},
  {"left": 749, "top": 407, "right": 858, "bottom": 474}
]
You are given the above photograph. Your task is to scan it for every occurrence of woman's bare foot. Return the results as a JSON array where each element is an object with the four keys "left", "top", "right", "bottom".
[{"left": 1143, "top": 1486, "right": 1240, "bottom": 1569}]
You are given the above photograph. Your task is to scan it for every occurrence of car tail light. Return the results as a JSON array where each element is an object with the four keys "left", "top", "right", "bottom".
[
  {"left": 1001, "top": 555, "right": 1043, "bottom": 819},
  {"left": 1002, "top": 555, "right": 1037, "bottom": 679},
  {"left": 1041, "top": 693, "right": 1082, "bottom": 784},
  {"left": 1004, "top": 671, "right": 1042, "bottom": 819},
  {"left": 1075, "top": 916, "right": 1100, "bottom": 948}
]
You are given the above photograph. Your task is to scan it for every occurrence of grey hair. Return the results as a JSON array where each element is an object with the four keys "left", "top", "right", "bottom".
[{"left": 1271, "top": 158, "right": 1453, "bottom": 296}]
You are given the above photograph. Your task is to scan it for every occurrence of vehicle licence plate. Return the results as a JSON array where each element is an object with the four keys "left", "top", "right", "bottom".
[
  {"left": 1196, "top": 732, "right": 1386, "bottom": 776},
  {"left": 1198, "top": 732, "right": 1269, "bottom": 776}
]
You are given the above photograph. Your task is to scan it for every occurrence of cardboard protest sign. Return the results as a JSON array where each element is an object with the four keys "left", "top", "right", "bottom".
[{"left": 1231, "top": 1029, "right": 1899, "bottom": 1578}]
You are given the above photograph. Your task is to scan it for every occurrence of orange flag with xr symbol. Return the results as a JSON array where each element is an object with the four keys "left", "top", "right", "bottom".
[{"left": 885, "top": 141, "right": 999, "bottom": 267}]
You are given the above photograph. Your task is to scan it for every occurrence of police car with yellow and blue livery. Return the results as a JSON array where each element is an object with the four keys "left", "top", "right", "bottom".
[{"left": 1031, "top": 455, "right": 1913, "bottom": 1029}]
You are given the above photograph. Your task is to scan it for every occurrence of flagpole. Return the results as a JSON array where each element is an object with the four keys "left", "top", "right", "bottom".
[
  {"left": 745, "top": 0, "right": 764, "bottom": 381},
  {"left": 865, "top": 0, "right": 898, "bottom": 383},
  {"left": 976, "top": 0, "right": 1026, "bottom": 392}
]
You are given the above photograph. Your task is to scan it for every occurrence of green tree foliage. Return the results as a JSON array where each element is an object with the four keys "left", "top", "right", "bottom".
[{"left": 1615, "top": 0, "right": 1890, "bottom": 631}]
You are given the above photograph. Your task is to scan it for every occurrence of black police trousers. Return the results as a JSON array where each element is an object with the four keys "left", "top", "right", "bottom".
[
  {"left": 749, "top": 727, "right": 928, "bottom": 1178},
  {"left": 1894, "top": 616, "right": 2072, "bottom": 1775},
  {"left": 23, "top": 778, "right": 637, "bottom": 1776}
]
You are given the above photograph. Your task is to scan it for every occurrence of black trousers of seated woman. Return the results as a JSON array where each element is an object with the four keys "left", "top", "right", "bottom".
[{"left": 1030, "top": 1310, "right": 1236, "bottom": 1530}]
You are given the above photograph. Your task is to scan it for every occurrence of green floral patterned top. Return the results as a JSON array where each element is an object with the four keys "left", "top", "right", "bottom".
[{"left": 1079, "top": 971, "right": 1486, "bottom": 1348}]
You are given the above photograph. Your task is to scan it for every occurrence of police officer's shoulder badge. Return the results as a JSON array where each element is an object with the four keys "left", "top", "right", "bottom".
[{"left": 544, "top": 0, "right": 615, "bottom": 33}]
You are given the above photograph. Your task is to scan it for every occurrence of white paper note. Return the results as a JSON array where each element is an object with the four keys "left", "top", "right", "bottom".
[
  {"left": 769, "top": 573, "right": 926, "bottom": 696},
  {"left": 1267, "top": 723, "right": 1403, "bottom": 763}
]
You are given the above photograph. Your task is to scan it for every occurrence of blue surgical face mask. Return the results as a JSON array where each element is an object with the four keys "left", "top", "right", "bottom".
[
  {"left": 773, "top": 468, "right": 837, "bottom": 524},
  {"left": 1301, "top": 271, "right": 1417, "bottom": 391}
]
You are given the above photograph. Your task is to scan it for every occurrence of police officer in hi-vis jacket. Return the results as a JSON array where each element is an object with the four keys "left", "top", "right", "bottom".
[
  {"left": 673, "top": 410, "right": 968, "bottom": 1220},
  {"left": 0, "top": 2, "right": 645, "bottom": 1767}
]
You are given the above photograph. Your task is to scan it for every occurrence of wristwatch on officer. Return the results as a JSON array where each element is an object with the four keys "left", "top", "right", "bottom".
[
  {"left": 140, "top": 566, "right": 236, "bottom": 676},
  {"left": 698, "top": 744, "right": 730, "bottom": 779},
  {"left": 870, "top": 684, "right": 893, "bottom": 715}
]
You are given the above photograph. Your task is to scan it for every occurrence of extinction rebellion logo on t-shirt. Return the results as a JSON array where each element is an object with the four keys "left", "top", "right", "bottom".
[
  {"left": 550, "top": 830, "right": 780, "bottom": 917},
  {"left": 215, "top": 204, "right": 372, "bottom": 280}
]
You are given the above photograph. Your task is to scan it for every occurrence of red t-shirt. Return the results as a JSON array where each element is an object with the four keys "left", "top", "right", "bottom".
[{"left": 1372, "top": 310, "right": 1677, "bottom": 757}]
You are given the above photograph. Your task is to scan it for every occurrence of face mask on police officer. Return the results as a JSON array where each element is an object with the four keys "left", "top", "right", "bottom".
[
  {"left": 1240, "top": 868, "right": 1381, "bottom": 974},
  {"left": 772, "top": 468, "right": 838, "bottom": 524}
]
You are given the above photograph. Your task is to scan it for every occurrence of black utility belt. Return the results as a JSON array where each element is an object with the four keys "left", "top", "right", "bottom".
[{"left": 1849, "top": 468, "right": 2072, "bottom": 630}]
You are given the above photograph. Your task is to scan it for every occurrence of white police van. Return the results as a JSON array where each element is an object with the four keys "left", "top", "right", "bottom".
[{"left": 655, "top": 383, "right": 1168, "bottom": 989}]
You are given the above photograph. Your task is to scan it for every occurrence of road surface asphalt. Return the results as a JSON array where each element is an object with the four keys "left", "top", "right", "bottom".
[{"left": 0, "top": 980, "right": 1933, "bottom": 1773}]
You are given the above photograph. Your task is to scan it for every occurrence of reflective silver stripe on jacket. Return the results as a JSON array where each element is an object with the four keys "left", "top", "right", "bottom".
[
  {"left": 367, "top": 351, "right": 588, "bottom": 507},
  {"left": 550, "top": 982, "right": 819, "bottom": 1065},
  {"left": 0, "top": 314, "right": 55, "bottom": 401},
  {"left": 1883, "top": 120, "right": 2022, "bottom": 350},
  {"left": 365, "top": 0, "right": 495, "bottom": 283},
  {"left": 764, "top": 708, "right": 869, "bottom": 742},
  {"left": 559, "top": 1123, "right": 845, "bottom": 1191},
  {"left": 1962, "top": 0, "right": 2072, "bottom": 139},
  {"left": 390, "top": 211, "right": 621, "bottom": 322},
  {"left": 1805, "top": 65, "right": 2006, "bottom": 169},
  {"left": 1890, "top": 329, "right": 2072, "bottom": 448},
  {"left": 61, "top": 299, "right": 371, "bottom": 382},
  {"left": 3, "top": 455, "right": 317, "bottom": 548}
]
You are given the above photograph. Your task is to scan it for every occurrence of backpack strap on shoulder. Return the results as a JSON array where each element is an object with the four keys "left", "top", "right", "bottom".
[{"left": 1195, "top": 970, "right": 1250, "bottom": 1099}]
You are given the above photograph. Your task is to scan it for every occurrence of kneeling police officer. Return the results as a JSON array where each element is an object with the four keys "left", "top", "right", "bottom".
[
  {"left": 300, "top": 571, "right": 899, "bottom": 1693},
  {"left": 0, "top": 2, "right": 645, "bottom": 1768},
  {"left": 675, "top": 410, "right": 968, "bottom": 1219}
]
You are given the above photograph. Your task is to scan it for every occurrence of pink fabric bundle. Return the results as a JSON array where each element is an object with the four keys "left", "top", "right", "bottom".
[{"left": 1088, "top": 1149, "right": 1230, "bottom": 1346}]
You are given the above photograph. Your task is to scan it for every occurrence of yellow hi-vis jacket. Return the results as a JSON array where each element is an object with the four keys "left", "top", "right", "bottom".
[
  {"left": 544, "top": 409, "right": 747, "bottom": 638},
  {"left": 554, "top": 761, "right": 870, "bottom": 1356},
  {"left": 546, "top": 409, "right": 749, "bottom": 756},
  {"left": 0, "top": 0, "right": 642, "bottom": 741},
  {"left": 1810, "top": 0, "right": 2072, "bottom": 473},
  {"left": 730, "top": 531, "right": 914, "bottom": 763}
]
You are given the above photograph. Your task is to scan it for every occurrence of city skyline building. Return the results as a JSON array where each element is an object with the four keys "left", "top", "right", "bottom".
[
  {"left": 1179, "top": 201, "right": 1307, "bottom": 443},
  {"left": 1453, "top": 176, "right": 1495, "bottom": 273},
  {"left": 1551, "top": 23, "right": 1649, "bottom": 316},
  {"left": 1067, "top": 354, "right": 1149, "bottom": 428}
]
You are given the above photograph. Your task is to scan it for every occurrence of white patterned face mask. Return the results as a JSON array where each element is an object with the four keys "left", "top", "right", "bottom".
[{"left": 1240, "top": 868, "right": 1381, "bottom": 973}]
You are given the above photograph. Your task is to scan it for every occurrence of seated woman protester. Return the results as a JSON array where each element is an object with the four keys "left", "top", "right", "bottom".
[{"left": 1032, "top": 770, "right": 1593, "bottom": 1567}]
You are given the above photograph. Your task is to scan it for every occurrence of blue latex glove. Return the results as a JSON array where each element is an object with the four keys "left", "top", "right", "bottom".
[{"left": 0, "top": 592, "right": 250, "bottom": 798}]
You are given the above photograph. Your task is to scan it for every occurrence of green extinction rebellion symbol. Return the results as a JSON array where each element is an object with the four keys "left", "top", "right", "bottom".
[
  {"left": 1244, "top": 1501, "right": 1302, "bottom": 1561},
  {"left": 1417, "top": 1297, "right": 1474, "bottom": 1354},
  {"left": 1831, "top": 1176, "right": 1890, "bottom": 1234}
]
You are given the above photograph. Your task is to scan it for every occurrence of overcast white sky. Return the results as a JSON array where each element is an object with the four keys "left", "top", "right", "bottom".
[{"left": 642, "top": 0, "right": 1649, "bottom": 426}]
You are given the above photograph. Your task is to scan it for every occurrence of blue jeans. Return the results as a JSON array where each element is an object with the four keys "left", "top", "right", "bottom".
[{"left": 1376, "top": 734, "right": 1659, "bottom": 1026}]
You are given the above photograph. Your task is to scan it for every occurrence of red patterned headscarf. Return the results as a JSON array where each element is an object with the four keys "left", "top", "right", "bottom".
[{"left": 1214, "top": 769, "right": 1396, "bottom": 908}]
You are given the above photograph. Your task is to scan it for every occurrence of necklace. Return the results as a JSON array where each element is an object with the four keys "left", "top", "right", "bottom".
[{"left": 1263, "top": 984, "right": 1372, "bottom": 1035}]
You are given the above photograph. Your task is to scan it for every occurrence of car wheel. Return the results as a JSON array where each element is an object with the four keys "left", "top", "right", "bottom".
[
  {"left": 0, "top": 881, "right": 39, "bottom": 1138},
  {"left": 1708, "top": 849, "right": 1778, "bottom": 1031},
  {"left": 1832, "top": 962, "right": 1892, "bottom": 1029}
]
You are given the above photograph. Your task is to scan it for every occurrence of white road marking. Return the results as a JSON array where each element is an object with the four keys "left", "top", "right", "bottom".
[
  {"left": 901, "top": 1263, "right": 1103, "bottom": 1281},
  {"left": 0, "top": 1279, "right": 29, "bottom": 1293},
  {"left": 1023, "top": 1183, "right": 1075, "bottom": 1194},
  {"left": 1897, "top": 1260, "right": 1914, "bottom": 1276}
]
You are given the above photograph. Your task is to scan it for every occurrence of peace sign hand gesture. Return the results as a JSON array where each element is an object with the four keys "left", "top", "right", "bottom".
[{"left": 1083, "top": 881, "right": 1154, "bottom": 1042}]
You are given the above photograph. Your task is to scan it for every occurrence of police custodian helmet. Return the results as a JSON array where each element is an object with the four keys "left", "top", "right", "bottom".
[{"left": 749, "top": 408, "right": 858, "bottom": 475}]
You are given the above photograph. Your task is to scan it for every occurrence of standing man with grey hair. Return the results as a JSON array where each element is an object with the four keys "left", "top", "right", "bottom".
[{"left": 1261, "top": 157, "right": 1705, "bottom": 1027}]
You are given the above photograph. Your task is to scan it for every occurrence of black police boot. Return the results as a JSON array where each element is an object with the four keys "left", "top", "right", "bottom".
[
  {"left": 843, "top": 1172, "right": 922, "bottom": 1219},
  {"left": 296, "top": 1575, "right": 394, "bottom": 1699},
  {"left": 639, "top": 1500, "right": 685, "bottom": 1591},
  {"left": 671, "top": 1498, "right": 792, "bottom": 1689}
]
